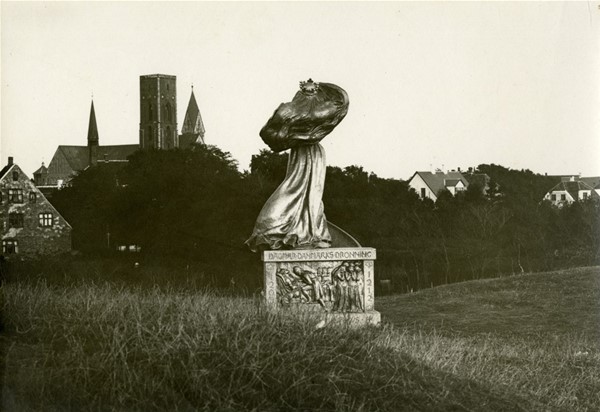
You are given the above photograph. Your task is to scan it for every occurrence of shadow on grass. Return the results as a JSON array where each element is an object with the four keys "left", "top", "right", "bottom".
[{"left": 0, "top": 277, "right": 541, "bottom": 412}]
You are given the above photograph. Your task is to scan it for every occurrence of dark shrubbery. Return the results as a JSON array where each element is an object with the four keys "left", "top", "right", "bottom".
[{"left": 48, "top": 148, "right": 600, "bottom": 292}]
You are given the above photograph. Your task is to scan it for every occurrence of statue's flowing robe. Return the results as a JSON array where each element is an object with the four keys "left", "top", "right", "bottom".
[{"left": 246, "top": 143, "right": 330, "bottom": 251}]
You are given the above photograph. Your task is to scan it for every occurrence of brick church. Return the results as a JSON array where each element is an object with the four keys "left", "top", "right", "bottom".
[{"left": 34, "top": 74, "right": 205, "bottom": 191}]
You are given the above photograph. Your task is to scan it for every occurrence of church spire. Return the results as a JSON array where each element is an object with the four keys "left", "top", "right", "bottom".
[
  {"left": 181, "top": 87, "right": 205, "bottom": 144},
  {"left": 87, "top": 99, "right": 99, "bottom": 147},
  {"left": 87, "top": 99, "right": 99, "bottom": 166}
]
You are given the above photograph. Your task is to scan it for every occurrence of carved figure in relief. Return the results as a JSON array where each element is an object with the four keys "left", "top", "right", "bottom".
[
  {"left": 353, "top": 265, "right": 365, "bottom": 311},
  {"left": 326, "top": 267, "right": 335, "bottom": 302},
  {"left": 347, "top": 263, "right": 364, "bottom": 312},
  {"left": 347, "top": 265, "right": 358, "bottom": 311},
  {"left": 276, "top": 267, "right": 311, "bottom": 304},
  {"left": 319, "top": 267, "right": 334, "bottom": 302},
  {"left": 292, "top": 266, "right": 326, "bottom": 308},
  {"left": 332, "top": 264, "right": 349, "bottom": 312}
]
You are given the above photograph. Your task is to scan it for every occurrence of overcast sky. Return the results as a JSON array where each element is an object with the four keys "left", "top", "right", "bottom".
[{"left": 2, "top": 1, "right": 599, "bottom": 179}]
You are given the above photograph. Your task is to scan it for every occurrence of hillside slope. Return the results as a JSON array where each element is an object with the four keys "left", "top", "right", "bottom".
[
  {"left": 378, "top": 266, "right": 600, "bottom": 338},
  {"left": 377, "top": 266, "right": 600, "bottom": 410},
  {"left": 1, "top": 267, "right": 598, "bottom": 411}
]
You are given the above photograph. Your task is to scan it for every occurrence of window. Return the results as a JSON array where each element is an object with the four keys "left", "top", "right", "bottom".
[
  {"left": 2, "top": 240, "right": 18, "bottom": 254},
  {"left": 8, "top": 189, "right": 23, "bottom": 203},
  {"left": 8, "top": 213, "right": 24, "bottom": 228},
  {"left": 12, "top": 171, "right": 19, "bottom": 181},
  {"left": 551, "top": 194, "right": 556, "bottom": 201},
  {"left": 420, "top": 188, "right": 426, "bottom": 199},
  {"left": 0, "top": 191, "right": 2, "bottom": 202},
  {"left": 39, "top": 212, "right": 53, "bottom": 227},
  {"left": 29, "top": 192, "right": 37, "bottom": 203},
  {"left": 166, "top": 103, "right": 172, "bottom": 122},
  {"left": 561, "top": 194, "right": 566, "bottom": 201},
  {"left": 583, "top": 192, "right": 588, "bottom": 200},
  {"left": 148, "top": 102, "right": 154, "bottom": 121}
]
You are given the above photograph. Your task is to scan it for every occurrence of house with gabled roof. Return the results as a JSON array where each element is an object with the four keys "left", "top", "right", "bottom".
[
  {"left": 1, "top": 157, "right": 71, "bottom": 258},
  {"left": 543, "top": 175, "right": 600, "bottom": 207},
  {"left": 407, "top": 170, "right": 470, "bottom": 202}
]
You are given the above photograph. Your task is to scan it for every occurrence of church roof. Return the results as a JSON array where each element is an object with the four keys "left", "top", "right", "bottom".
[
  {"left": 88, "top": 100, "right": 99, "bottom": 143},
  {"left": 93, "top": 144, "right": 139, "bottom": 162},
  {"left": 57, "top": 144, "right": 139, "bottom": 170},
  {"left": 57, "top": 146, "right": 90, "bottom": 171},
  {"left": 182, "top": 89, "right": 205, "bottom": 138}
]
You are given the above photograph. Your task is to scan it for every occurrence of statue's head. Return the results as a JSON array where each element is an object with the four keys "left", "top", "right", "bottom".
[{"left": 259, "top": 79, "right": 349, "bottom": 152}]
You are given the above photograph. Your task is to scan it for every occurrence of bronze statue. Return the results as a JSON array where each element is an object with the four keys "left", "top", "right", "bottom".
[{"left": 246, "top": 79, "right": 349, "bottom": 252}]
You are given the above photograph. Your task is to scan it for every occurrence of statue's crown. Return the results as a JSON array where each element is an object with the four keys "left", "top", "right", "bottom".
[{"left": 299, "top": 78, "right": 319, "bottom": 95}]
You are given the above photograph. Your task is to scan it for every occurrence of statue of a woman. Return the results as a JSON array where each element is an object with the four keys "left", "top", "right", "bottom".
[{"left": 246, "top": 79, "right": 349, "bottom": 252}]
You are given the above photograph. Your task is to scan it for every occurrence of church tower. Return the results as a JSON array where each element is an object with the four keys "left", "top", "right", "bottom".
[
  {"left": 139, "top": 74, "right": 178, "bottom": 150},
  {"left": 179, "top": 86, "right": 206, "bottom": 149},
  {"left": 87, "top": 99, "right": 99, "bottom": 165}
]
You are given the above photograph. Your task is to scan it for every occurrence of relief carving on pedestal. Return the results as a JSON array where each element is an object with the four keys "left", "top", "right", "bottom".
[{"left": 273, "top": 260, "right": 366, "bottom": 312}]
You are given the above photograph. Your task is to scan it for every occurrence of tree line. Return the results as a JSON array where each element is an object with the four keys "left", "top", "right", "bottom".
[{"left": 50, "top": 145, "right": 600, "bottom": 292}]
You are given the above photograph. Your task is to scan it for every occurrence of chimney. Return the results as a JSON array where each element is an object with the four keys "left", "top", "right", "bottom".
[{"left": 8, "top": 156, "right": 13, "bottom": 165}]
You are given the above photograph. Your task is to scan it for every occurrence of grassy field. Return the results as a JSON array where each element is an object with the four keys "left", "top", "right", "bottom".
[{"left": 1, "top": 266, "right": 598, "bottom": 411}]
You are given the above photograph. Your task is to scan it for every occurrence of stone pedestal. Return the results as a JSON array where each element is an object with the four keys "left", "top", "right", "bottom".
[{"left": 262, "top": 247, "right": 380, "bottom": 327}]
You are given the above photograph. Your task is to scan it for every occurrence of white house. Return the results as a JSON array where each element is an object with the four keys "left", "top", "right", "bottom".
[
  {"left": 408, "top": 170, "right": 470, "bottom": 202},
  {"left": 543, "top": 176, "right": 600, "bottom": 207}
]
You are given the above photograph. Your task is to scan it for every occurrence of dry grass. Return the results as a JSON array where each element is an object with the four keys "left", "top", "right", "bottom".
[
  {"left": 378, "top": 266, "right": 600, "bottom": 411},
  {"left": 1, "top": 267, "right": 599, "bottom": 411}
]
